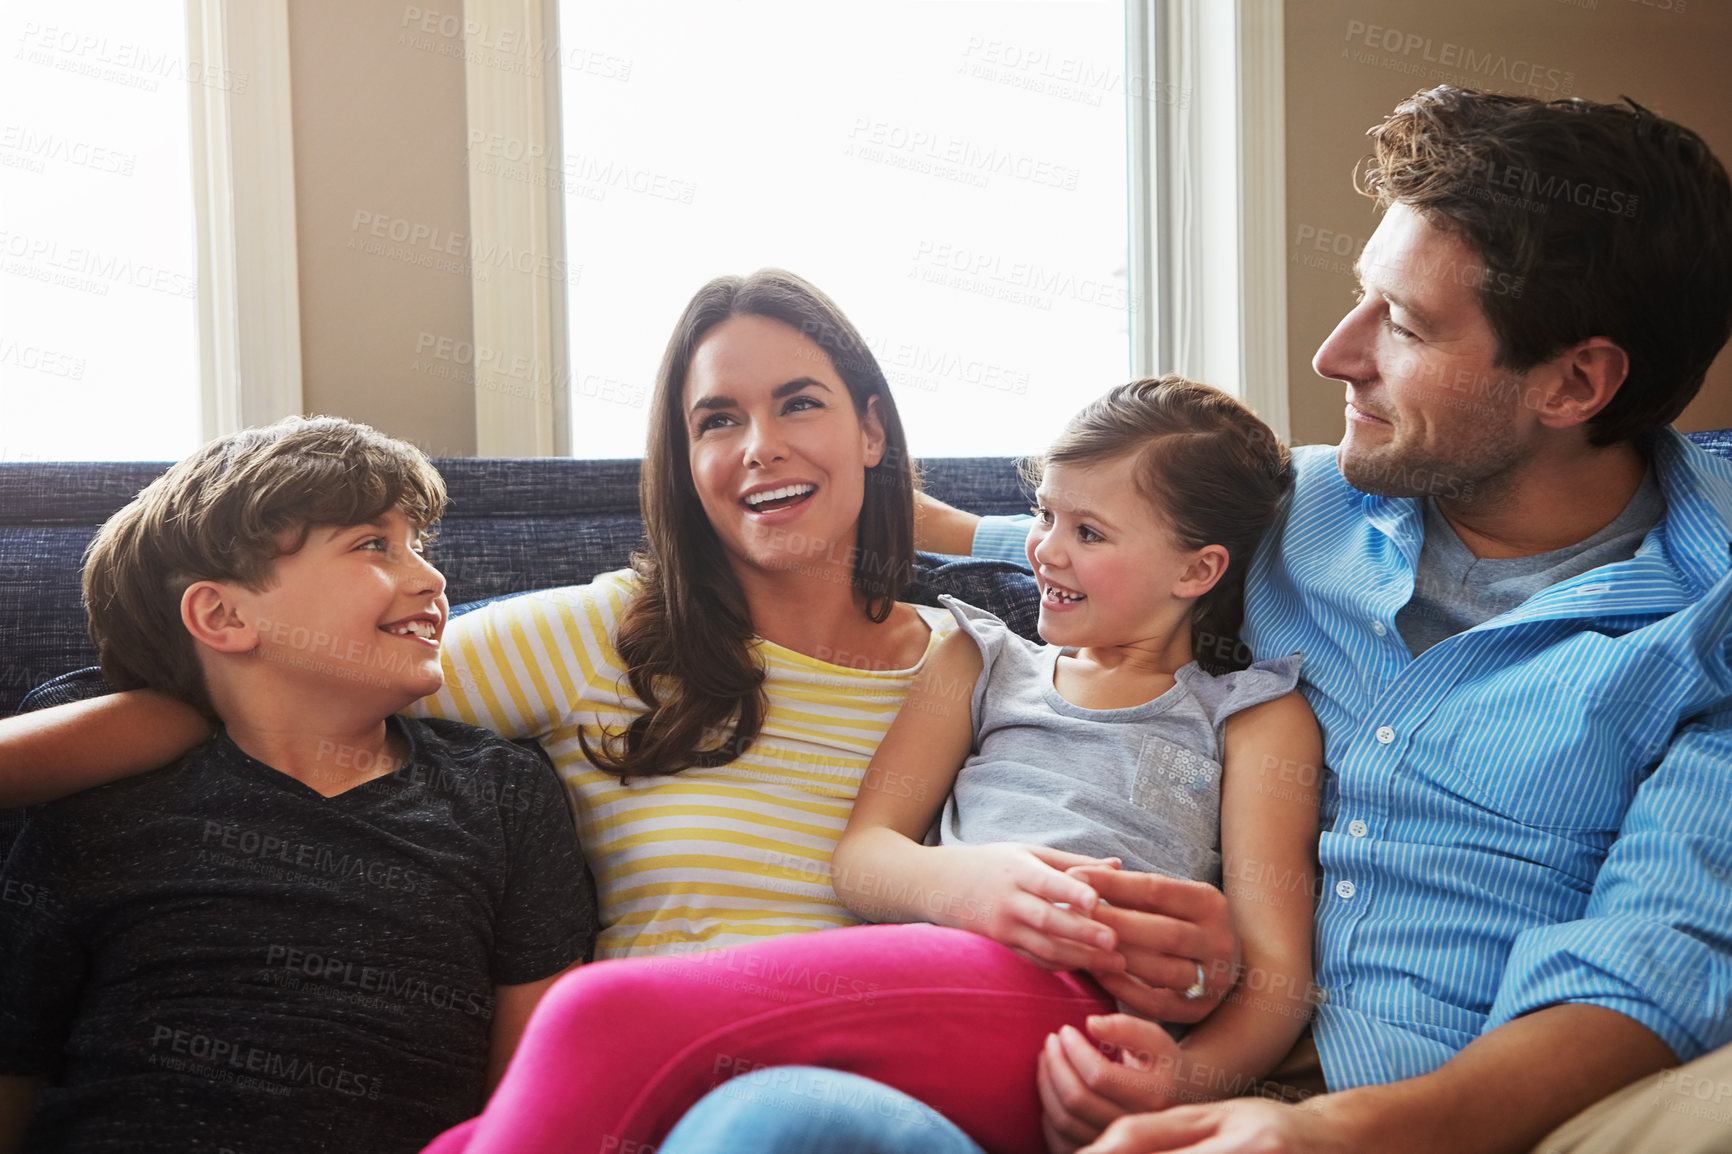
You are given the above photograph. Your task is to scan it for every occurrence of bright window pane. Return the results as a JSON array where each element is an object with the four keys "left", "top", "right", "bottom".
[
  {"left": 556, "top": 1, "right": 1129, "bottom": 457},
  {"left": 0, "top": 1, "right": 200, "bottom": 462}
]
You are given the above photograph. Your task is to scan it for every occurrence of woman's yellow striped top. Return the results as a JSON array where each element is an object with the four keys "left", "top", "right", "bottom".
[{"left": 414, "top": 569, "right": 956, "bottom": 959}]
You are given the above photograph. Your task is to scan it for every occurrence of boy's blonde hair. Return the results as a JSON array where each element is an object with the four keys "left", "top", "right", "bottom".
[{"left": 82, "top": 416, "right": 447, "bottom": 716}]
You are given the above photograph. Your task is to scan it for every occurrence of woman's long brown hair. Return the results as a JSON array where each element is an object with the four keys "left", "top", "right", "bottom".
[
  {"left": 1029, "top": 377, "right": 1292, "bottom": 675},
  {"left": 582, "top": 270, "right": 916, "bottom": 779}
]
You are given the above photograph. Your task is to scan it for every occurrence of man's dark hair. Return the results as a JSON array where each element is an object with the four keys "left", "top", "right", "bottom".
[{"left": 1359, "top": 85, "right": 1732, "bottom": 445}]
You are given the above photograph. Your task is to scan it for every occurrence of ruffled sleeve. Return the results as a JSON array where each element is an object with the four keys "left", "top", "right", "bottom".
[
  {"left": 937, "top": 594, "right": 1044, "bottom": 740},
  {"left": 1176, "top": 652, "right": 1304, "bottom": 729}
]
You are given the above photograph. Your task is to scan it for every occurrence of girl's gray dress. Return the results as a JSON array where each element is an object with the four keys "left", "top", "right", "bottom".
[{"left": 935, "top": 595, "right": 1303, "bottom": 885}]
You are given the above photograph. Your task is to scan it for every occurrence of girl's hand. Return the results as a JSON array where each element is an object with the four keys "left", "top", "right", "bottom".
[
  {"left": 945, "top": 844, "right": 1126, "bottom": 972},
  {"left": 1038, "top": 1016, "right": 1183, "bottom": 1154},
  {"left": 1067, "top": 866, "right": 1239, "bottom": 1024}
]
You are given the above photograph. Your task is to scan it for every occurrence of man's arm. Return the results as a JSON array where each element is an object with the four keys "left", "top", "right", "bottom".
[
  {"left": 1078, "top": 1004, "right": 1674, "bottom": 1154},
  {"left": 1080, "top": 701, "right": 1732, "bottom": 1153},
  {"left": 913, "top": 490, "right": 984, "bottom": 556},
  {"left": 913, "top": 491, "right": 1035, "bottom": 563},
  {"left": 1323, "top": 1004, "right": 1675, "bottom": 1152}
]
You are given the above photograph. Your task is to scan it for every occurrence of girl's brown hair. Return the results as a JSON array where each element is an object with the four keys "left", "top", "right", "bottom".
[
  {"left": 583, "top": 269, "right": 916, "bottom": 779},
  {"left": 1028, "top": 377, "right": 1291, "bottom": 675}
]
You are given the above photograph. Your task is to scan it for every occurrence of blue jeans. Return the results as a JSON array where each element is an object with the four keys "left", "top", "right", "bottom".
[{"left": 658, "top": 1066, "right": 988, "bottom": 1154}]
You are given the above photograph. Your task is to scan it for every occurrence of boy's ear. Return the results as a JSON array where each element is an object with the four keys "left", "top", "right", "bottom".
[
  {"left": 181, "top": 581, "right": 258, "bottom": 654},
  {"left": 1173, "top": 544, "right": 1230, "bottom": 601}
]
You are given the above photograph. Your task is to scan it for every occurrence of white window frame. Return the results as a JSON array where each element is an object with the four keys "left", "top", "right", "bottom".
[
  {"left": 187, "top": 0, "right": 304, "bottom": 439},
  {"left": 468, "top": 0, "right": 1288, "bottom": 455},
  {"left": 1130, "top": 0, "right": 1289, "bottom": 441},
  {"left": 463, "top": 0, "right": 570, "bottom": 457}
]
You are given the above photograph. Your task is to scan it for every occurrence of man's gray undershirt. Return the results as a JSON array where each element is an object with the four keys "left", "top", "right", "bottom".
[{"left": 1396, "top": 470, "right": 1666, "bottom": 656}]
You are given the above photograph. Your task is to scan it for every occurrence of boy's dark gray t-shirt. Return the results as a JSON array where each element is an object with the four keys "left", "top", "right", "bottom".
[{"left": 0, "top": 714, "right": 594, "bottom": 1154}]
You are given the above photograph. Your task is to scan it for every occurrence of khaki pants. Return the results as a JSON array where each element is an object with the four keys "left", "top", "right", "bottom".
[
  {"left": 1253, "top": 1033, "right": 1732, "bottom": 1152},
  {"left": 1535, "top": 1042, "right": 1732, "bottom": 1154}
]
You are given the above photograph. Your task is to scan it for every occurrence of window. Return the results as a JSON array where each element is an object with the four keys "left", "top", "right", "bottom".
[
  {"left": 553, "top": 1, "right": 1130, "bottom": 457},
  {"left": 0, "top": 0, "right": 201, "bottom": 462}
]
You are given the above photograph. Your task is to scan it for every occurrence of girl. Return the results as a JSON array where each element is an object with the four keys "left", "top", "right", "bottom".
[{"left": 429, "top": 377, "right": 1322, "bottom": 1154}]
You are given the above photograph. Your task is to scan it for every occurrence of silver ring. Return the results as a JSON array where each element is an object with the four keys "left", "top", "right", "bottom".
[{"left": 1183, "top": 963, "right": 1206, "bottom": 1000}]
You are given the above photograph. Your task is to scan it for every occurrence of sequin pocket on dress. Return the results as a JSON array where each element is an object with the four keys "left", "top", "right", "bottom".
[{"left": 1131, "top": 734, "right": 1221, "bottom": 812}]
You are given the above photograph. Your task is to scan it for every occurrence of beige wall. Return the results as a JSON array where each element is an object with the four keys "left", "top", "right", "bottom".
[
  {"left": 288, "top": 1, "right": 476, "bottom": 456},
  {"left": 280, "top": 3, "right": 1732, "bottom": 457},
  {"left": 1284, "top": 0, "right": 1732, "bottom": 446}
]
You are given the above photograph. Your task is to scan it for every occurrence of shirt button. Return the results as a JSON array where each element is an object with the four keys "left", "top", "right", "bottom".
[
  {"left": 1371, "top": 620, "right": 1387, "bottom": 636},
  {"left": 1335, "top": 879, "right": 1356, "bottom": 899},
  {"left": 1347, "top": 819, "right": 1369, "bottom": 838},
  {"left": 1375, "top": 725, "right": 1395, "bottom": 745}
]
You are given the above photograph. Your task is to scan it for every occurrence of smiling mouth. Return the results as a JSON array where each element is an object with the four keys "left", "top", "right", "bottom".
[
  {"left": 1042, "top": 582, "right": 1085, "bottom": 605},
  {"left": 381, "top": 620, "right": 439, "bottom": 641},
  {"left": 743, "top": 483, "right": 817, "bottom": 513},
  {"left": 1347, "top": 400, "right": 1391, "bottom": 425}
]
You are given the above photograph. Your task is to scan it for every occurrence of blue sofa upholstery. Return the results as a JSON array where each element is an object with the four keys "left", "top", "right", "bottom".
[
  {"left": 7, "top": 432, "right": 1731, "bottom": 716},
  {"left": 0, "top": 456, "right": 1045, "bottom": 718}
]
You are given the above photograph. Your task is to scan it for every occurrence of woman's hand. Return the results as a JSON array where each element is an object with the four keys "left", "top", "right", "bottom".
[
  {"left": 1067, "top": 866, "right": 1239, "bottom": 1024},
  {"left": 1038, "top": 1015, "right": 1183, "bottom": 1154},
  {"left": 941, "top": 844, "right": 1126, "bottom": 973},
  {"left": 0, "top": 690, "right": 213, "bottom": 806}
]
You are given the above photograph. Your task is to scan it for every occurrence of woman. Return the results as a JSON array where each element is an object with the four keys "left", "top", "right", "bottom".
[{"left": 419, "top": 269, "right": 960, "bottom": 959}]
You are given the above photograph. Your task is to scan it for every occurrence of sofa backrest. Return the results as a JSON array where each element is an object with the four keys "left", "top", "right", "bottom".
[
  {"left": 8, "top": 434, "right": 1731, "bottom": 717},
  {"left": 0, "top": 456, "right": 1035, "bottom": 716}
]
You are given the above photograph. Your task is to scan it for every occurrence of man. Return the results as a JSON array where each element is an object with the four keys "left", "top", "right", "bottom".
[{"left": 662, "top": 86, "right": 1732, "bottom": 1153}]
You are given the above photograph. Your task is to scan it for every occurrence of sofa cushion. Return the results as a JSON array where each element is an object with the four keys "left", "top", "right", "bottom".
[{"left": 908, "top": 554, "right": 1039, "bottom": 640}]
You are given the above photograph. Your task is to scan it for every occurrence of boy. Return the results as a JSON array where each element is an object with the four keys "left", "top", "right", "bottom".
[{"left": 0, "top": 417, "right": 593, "bottom": 1153}]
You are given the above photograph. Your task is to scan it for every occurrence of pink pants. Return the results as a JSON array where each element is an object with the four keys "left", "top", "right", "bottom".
[{"left": 421, "top": 923, "right": 1113, "bottom": 1154}]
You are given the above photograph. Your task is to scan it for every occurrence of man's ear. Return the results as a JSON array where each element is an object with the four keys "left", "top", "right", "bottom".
[
  {"left": 1537, "top": 337, "right": 1630, "bottom": 430},
  {"left": 181, "top": 582, "right": 258, "bottom": 654},
  {"left": 1174, "top": 544, "right": 1231, "bottom": 601},
  {"left": 861, "top": 395, "right": 888, "bottom": 469}
]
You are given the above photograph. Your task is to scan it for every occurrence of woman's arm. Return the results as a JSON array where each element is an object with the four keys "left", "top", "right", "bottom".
[
  {"left": 1038, "top": 690, "right": 1323, "bottom": 1151},
  {"left": 0, "top": 690, "right": 212, "bottom": 806},
  {"left": 832, "top": 630, "right": 1121, "bottom": 972}
]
